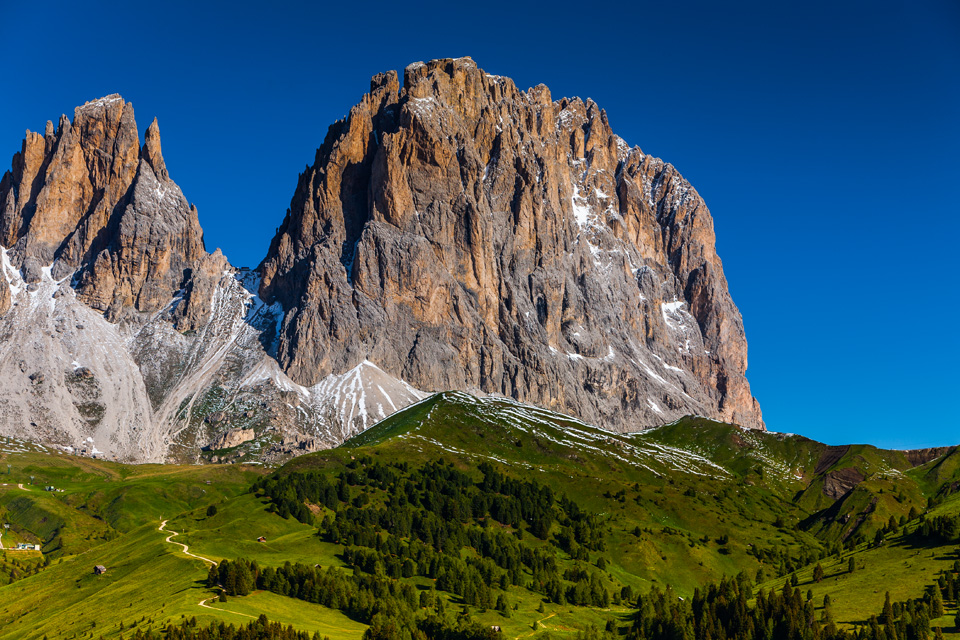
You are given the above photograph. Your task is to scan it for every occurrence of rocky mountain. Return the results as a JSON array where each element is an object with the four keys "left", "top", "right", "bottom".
[
  {"left": 260, "top": 57, "right": 763, "bottom": 433},
  {"left": 0, "top": 95, "right": 209, "bottom": 325},
  {"left": 0, "top": 96, "right": 422, "bottom": 462},
  {"left": 0, "top": 58, "right": 763, "bottom": 462}
]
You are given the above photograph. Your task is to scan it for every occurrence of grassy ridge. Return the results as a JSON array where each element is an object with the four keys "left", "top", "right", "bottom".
[{"left": 1, "top": 393, "right": 959, "bottom": 638}]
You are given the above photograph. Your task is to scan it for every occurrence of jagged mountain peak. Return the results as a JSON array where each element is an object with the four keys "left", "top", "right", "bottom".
[
  {"left": 259, "top": 57, "right": 764, "bottom": 433},
  {"left": 0, "top": 63, "right": 763, "bottom": 464},
  {"left": 142, "top": 117, "right": 169, "bottom": 181},
  {"left": 0, "top": 94, "right": 208, "bottom": 322}
]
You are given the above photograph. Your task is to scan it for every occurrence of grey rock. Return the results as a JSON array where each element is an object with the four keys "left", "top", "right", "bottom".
[
  {"left": 22, "top": 257, "right": 44, "bottom": 283},
  {"left": 207, "top": 428, "right": 255, "bottom": 450},
  {"left": 259, "top": 57, "right": 764, "bottom": 432},
  {"left": 0, "top": 63, "right": 766, "bottom": 464}
]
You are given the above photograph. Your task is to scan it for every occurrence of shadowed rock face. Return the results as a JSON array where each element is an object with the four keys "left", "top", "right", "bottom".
[
  {"left": 0, "top": 95, "right": 210, "bottom": 327},
  {"left": 259, "top": 57, "right": 764, "bottom": 432}
]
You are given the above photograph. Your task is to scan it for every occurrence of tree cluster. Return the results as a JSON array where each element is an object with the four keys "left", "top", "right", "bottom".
[
  {"left": 629, "top": 557, "right": 960, "bottom": 640},
  {"left": 914, "top": 515, "right": 960, "bottom": 543},
  {"left": 120, "top": 613, "right": 318, "bottom": 639}
]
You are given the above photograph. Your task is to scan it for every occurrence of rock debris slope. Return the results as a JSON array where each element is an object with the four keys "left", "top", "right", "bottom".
[
  {"left": 0, "top": 97, "right": 422, "bottom": 462},
  {"left": 260, "top": 57, "right": 763, "bottom": 433},
  {"left": 0, "top": 58, "right": 762, "bottom": 461}
]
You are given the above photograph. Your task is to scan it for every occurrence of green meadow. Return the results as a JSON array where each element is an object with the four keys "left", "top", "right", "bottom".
[{"left": 0, "top": 394, "right": 958, "bottom": 639}]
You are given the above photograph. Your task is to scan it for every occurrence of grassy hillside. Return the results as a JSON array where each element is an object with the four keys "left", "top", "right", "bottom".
[{"left": 1, "top": 394, "right": 959, "bottom": 639}]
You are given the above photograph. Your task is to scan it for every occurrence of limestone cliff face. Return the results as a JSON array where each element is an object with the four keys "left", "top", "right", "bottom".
[
  {"left": 0, "top": 94, "right": 427, "bottom": 462},
  {"left": 0, "top": 65, "right": 764, "bottom": 463},
  {"left": 0, "top": 95, "right": 209, "bottom": 326},
  {"left": 260, "top": 57, "right": 764, "bottom": 432}
]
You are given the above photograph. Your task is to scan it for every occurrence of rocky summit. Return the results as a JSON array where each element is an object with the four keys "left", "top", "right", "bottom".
[
  {"left": 0, "top": 58, "right": 762, "bottom": 463},
  {"left": 260, "top": 57, "right": 763, "bottom": 433}
]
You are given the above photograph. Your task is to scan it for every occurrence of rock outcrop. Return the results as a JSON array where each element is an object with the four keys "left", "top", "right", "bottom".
[
  {"left": 259, "top": 57, "right": 763, "bottom": 432},
  {"left": 0, "top": 276, "right": 9, "bottom": 315},
  {"left": 0, "top": 95, "right": 208, "bottom": 325},
  {"left": 207, "top": 428, "right": 256, "bottom": 451},
  {"left": 822, "top": 467, "right": 866, "bottom": 500}
]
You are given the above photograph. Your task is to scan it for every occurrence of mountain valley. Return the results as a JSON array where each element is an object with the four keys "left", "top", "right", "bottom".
[
  {"left": 0, "top": 394, "right": 958, "bottom": 639},
  {"left": 0, "top": 57, "right": 954, "bottom": 640}
]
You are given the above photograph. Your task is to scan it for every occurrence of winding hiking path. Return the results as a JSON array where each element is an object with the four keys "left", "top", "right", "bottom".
[
  {"left": 158, "top": 520, "right": 261, "bottom": 620},
  {"left": 516, "top": 612, "right": 557, "bottom": 639},
  {"left": 158, "top": 520, "right": 217, "bottom": 565},
  {"left": 198, "top": 596, "right": 257, "bottom": 619}
]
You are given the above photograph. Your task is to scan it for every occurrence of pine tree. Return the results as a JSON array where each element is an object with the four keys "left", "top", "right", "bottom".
[
  {"left": 496, "top": 594, "right": 509, "bottom": 615},
  {"left": 932, "top": 587, "right": 944, "bottom": 618},
  {"left": 814, "top": 563, "right": 824, "bottom": 583},
  {"left": 848, "top": 556, "right": 856, "bottom": 574},
  {"left": 206, "top": 564, "right": 219, "bottom": 588},
  {"left": 882, "top": 592, "right": 894, "bottom": 625}
]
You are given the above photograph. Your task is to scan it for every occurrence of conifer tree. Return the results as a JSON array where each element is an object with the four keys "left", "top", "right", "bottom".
[
  {"left": 932, "top": 588, "right": 945, "bottom": 618},
  {"left": 882, "top": 592, "right": 894, "bottom": 626}
]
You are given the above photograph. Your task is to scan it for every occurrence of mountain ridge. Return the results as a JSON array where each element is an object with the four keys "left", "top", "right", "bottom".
[
  {"left": 260, "top": 56, "right": 763, "bottom": 434},
  {"left": 0, "top": 57, "right": 762, "bottom": 462}
]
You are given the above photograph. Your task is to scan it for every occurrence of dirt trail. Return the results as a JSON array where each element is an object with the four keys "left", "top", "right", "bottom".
[
  {"left": 158, "top": 520, "right": 217, "bottom": 565},
  {"left": 516, "top": 612, "right": 557, "bottom": 639},
  {"left": 198, "top": 596, "right": 257, "bottom": 619},
  {"left": 158, "top": 520, "right": 264, "bottom": 620}
]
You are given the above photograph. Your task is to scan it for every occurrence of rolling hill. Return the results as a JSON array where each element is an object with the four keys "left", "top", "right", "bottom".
[{"left": 0, "top": 394, "right": 958, "bottom": 639}]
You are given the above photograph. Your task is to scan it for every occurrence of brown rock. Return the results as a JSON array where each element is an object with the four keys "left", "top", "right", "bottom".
[
  {"left": 74, "top": 367, "right": 95, "bottom": 380},
  {"left": 259, "top": 57, "right": 764, "bottom": 432},
  {"left": 207, "top": 428, "right": 255, "bottom": 450},
  {"left": 205, "top": 411, "right": 227, "bottom": 425},
  {"left": 142, "top": 118, "right": 168, "bottom": 181},
  {"left": 0, "top": 95, "right": 211, "bottom": 325},
  {"left": 822, "top": 467, "right": 865, "bottom": 500},
  {"left": 0, "top": 278, "right": 9, "bottom": 315},
  {"left": 903, "top": 446, "right": 954, "bottom": 467}
]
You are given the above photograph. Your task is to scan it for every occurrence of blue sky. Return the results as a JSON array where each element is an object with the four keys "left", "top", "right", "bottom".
[{"left": 1, "top": 0, "right": 957, "bottom": 448}]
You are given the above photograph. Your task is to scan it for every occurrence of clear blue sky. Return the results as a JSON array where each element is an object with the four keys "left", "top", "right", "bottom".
[{"left": 1, "top": 0, "right": 957, "bottom": 449}]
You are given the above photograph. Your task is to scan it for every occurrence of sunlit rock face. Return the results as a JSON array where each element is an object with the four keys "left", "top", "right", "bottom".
[
  {"left": 0, "top": 58, "right": 763, "bottom": 463},
  {"left": 260, "top": 57, "right": 764, "bottom": 433}
]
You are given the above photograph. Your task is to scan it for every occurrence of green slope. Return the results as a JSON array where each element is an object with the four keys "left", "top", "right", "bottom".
[{"left": 2, "top": 392, "right": 959, "bottom": 639}]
